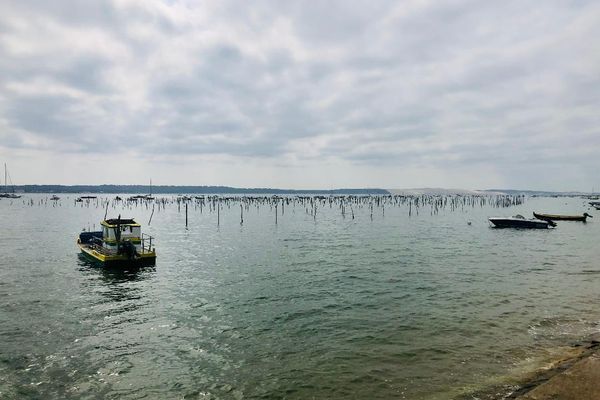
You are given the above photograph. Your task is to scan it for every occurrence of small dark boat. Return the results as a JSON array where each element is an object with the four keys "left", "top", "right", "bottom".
[
  {"left": 489, "top": 215, "right": 556, "bottom": 229},
  {"left": 128, "top": 194, "right": 154, "bottom": 201},
  {"left": 533, "top": 212, "right": 592, "bottom": 222},
  {"left": 76, "top": 196, "right": 97, "bottom": 202}
]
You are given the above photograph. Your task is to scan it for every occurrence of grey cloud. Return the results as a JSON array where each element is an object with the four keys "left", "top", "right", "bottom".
[
  {"left": 7, "top": 95, "right": 81, "bottom": 139},
  {"left": 8, "top": 1, "right": 118, "bottom": 27},
  {"left": 0, "top": 0, "right": 599, "bottom": 189},
  {"left": 4, "top": 93, "right": 113, "bottom": 153},
  {"left": 56, "top": 55, "right": 112, "bottom": 93},
  {"left": 7, "top": 0, "right": 176, "bottom": 35}
]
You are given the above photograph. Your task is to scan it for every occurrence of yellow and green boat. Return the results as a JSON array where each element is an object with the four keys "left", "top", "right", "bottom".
[{"left": 77, "top": 217, "right": 156, "bottom": 266}]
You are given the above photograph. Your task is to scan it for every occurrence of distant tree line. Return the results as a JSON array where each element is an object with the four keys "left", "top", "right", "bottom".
[{"left": 14, "top": 185, "right": 391, "bottom": 195}]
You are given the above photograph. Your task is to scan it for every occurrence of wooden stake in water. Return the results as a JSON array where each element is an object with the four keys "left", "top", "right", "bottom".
[
  {"left": 240, "top": 204, "right": 243, "bottom": 225},
  {"left": 185, "top": 203, "right": 188, "bottom": 229},
  {"left": 148, "top": 204, "right": 155, "bottom": 225}
]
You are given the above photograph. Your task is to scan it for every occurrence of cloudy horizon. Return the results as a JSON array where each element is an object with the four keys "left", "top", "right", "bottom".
[{"left": 1, "top": 0, "right": 599, "bottom": 191}]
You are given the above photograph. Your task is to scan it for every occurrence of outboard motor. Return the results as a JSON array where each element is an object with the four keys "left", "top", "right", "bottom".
[{"left": 119, "top": 241, "right": 139, "bottom": 260}]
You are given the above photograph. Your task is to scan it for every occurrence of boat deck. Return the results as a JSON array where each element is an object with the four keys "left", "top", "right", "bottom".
[
  {"left": 81, "top": 242, "right": 154, "bottom": 256},
  {"left": 82, "top": 243, "right": 117, "bottom": 256}
]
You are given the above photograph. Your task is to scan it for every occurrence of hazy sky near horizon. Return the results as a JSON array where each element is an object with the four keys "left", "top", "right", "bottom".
[{"left": 1, "top": 1, "right": 599, "bottom": 190}]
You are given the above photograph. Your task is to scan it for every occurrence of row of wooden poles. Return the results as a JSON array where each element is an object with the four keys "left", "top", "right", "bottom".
[{"left": 21, "top": 194, "right": 525, "bottom": 227}]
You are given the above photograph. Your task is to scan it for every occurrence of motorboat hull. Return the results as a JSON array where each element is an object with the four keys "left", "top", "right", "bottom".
[
  {"left": 78, "top": 241, "right": 156, "bottom": 266},
  {"left": 489, "top": 217, "right": 552, "bottom": 229},
  {"left": 533, "top": 212, "right": 590, "bottom": 222}
]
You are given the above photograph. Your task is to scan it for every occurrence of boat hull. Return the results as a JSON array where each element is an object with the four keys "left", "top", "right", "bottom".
[
  {"left": 489, "top": 218, "right": 551, "bottom": 229},
  {"left": 533, "top": 212, "right": 589, "bottom": 222},
  {"left": 78, "top": 242, "right": 156, "bottom": 266}
]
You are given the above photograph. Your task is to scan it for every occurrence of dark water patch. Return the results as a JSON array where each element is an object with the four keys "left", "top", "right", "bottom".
[{"left": 566, "top": 269, "right": 600, "bottom": 275}]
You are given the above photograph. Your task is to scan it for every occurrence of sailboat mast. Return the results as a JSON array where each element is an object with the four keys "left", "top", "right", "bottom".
[{"left": 4, "top": 163, "right": 6, "bottom": 191}]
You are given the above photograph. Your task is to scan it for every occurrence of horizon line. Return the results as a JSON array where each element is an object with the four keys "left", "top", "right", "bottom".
[{"left": 5, "top": 184, "right": 597, "bottom": 195}]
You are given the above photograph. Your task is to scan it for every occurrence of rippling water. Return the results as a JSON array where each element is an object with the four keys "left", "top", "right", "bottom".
[{"left": 1, "top": 195, "right": 599, "bottom": 399}]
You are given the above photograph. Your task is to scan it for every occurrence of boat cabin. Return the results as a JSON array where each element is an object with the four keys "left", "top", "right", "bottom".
[{"left": 100, "top": 218, "right": 143, "bottom": 252}]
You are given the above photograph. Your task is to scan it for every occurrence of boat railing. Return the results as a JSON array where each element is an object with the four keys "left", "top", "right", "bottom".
[{"left": 141, "top": 233, "right": 155, "bottom": 254}]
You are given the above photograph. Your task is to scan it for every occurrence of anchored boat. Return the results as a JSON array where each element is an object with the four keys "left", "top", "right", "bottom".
[
  {"left": 533, "top": 212, "right": 592, "bottom": 222},
  {"left": 77, "top": 217, "right": 156, "bottom": 266},
  {"left": 76, "top": 196, "right": 97, "bottom": 202},
  {"left": 0, "top": 163, "right": 21, "bottom": 199},
  {"left": 489, "top": 215, "right": 556, "bottom": 229}
]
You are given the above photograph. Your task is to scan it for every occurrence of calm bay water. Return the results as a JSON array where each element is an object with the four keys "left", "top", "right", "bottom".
[{"left": 1, "top": 195, "right": 599, "bottom": 399}]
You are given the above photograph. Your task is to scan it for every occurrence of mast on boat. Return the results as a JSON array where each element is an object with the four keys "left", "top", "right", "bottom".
[{"left": 0, "top": 164, "right": 20, "bottom": 197}]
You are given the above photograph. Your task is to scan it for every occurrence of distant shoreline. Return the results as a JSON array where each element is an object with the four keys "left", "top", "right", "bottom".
[
  {"left": 10, "top": 185, "right": 391, "bottom": 195},
  {"left": 7, "top": 185, "right": 596, "bottom": 196}
]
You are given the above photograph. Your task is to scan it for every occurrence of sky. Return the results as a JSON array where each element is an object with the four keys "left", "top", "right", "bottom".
[{"left": 0, "top": 0, "right": 599, "bottom": 191}]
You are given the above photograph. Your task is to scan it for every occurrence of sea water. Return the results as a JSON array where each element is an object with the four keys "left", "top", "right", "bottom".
[{"left": 1, "top": 195, "right": 599, "bottom": 399}]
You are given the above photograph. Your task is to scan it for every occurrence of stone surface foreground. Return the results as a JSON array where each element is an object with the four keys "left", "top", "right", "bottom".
[{"left": 517, "top": 353, "right": 600, "bottom": 400}]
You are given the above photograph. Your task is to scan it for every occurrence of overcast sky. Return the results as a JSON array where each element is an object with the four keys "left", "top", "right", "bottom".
[{"left": 0, "top": 0, "right": 599, "bottom": 190}]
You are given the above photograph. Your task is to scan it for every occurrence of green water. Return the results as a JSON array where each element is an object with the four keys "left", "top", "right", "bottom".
[{"left": 0, "top": 195, "right": 599, "bottom": 399}]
